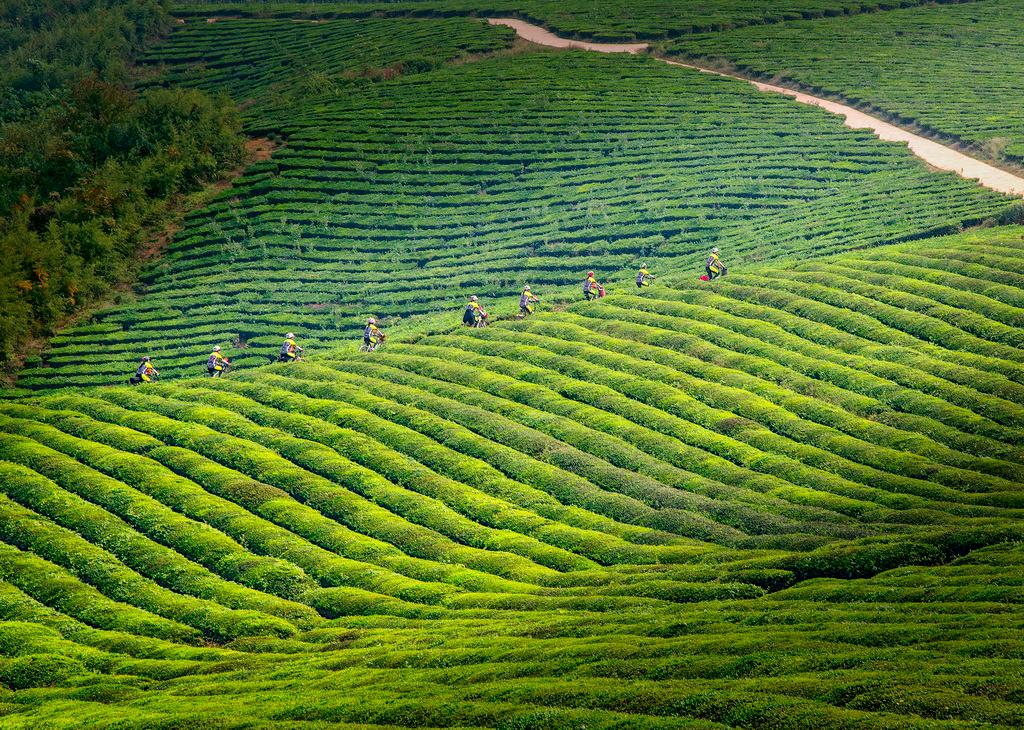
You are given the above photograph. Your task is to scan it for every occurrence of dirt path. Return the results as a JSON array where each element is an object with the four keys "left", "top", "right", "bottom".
[
  {"left": 488, "top": 18, "right": 1024, "bottom": 198},
  {"left": 487, "top": 18, "right": 647, "bottom": 54}
]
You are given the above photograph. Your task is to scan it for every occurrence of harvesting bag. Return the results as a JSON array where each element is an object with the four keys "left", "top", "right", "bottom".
[
  {"left": 598, "top": 285, "right": 606, "bottom": 298},
  {"left": 700, "top": 274, "right": 710, "bottom": 281}
]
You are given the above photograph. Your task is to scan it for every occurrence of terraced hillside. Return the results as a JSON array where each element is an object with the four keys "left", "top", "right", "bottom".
[
  {"left": 20, "top": 42, "right": 1019, "bottom": 388},
  {"left": 2, "top": 227, "right": 1024, "bottom": 726},
  {"left": 177, "top": 0, "right": 975, "bottom": 41},
  {"left": 665, "top": 0, "right": 1024, "bottom": 161},
  {"left": 142, "top": 15, "right": 518, "bottom": 106}
]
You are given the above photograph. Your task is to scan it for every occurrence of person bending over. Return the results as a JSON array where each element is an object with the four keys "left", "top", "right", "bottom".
[
  {"left": 636, "top": 264, "right": 655, "bottom": 288},
  {"left": 464, "top": 296, "right": 488, "bottom": 327},
  {"left": 207, "top": 346, "right": 230, "bottom": 377},
  {"left": 279, "top": 332, "right": 304, "bottom": 362},
  {"left": 129, "top": 356, "right": 158, "bottom": 385},
  {"left": 705, "top": 247, "right": 727, "bottom": 280}
]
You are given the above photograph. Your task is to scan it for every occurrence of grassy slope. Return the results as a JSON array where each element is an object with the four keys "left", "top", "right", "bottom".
[
  {"left": 18, "top": 30, "right": 1018, "bottom": 388},
  {"left": 2, "top": 227, "right": 1024, "bottom": 725},
  {"left": 662, "top": 0, "right": 1024, "bottom": 161}
]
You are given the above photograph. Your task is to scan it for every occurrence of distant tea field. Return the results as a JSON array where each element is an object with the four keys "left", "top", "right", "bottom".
[
  {"left": 140, "top": 15, "right": 518, "bottom": 105},
  {"left": 665, "top": 0, "right": 1024, "bottom": 161},
  {"left": 176, "top": 0, "right": 975, "bottom": 41}
]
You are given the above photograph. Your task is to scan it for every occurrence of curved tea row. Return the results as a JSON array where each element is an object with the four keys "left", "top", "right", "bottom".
[{"left": 2, "top": 228, "right": 1024, "bottom": 725}]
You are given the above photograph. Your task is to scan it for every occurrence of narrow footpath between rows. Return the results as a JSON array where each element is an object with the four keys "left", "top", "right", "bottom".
[{"left": 488, "top": 18, "right": 1024, "bottom": 198}]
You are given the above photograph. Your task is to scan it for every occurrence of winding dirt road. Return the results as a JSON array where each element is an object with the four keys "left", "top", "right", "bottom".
[{"left": 488, "top": 18, "right": 1024, "bottom": 198}]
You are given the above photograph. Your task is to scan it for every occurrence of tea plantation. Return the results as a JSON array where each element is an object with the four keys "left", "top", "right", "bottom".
[
  {"left": 175, "top": 0, "right": 967, "bottom": 41},
  {"left": 664, "top": 0, "right": 1024, "bottom": 161},
  {"left": 4, "top": 2, "right": 1024, "bottom": 727},
  {"left": 3, "top": 226, "right": 1024, "bottom": 725},
  {"left": 18, "top": 41, "right": 1019, "bottom": 388},
  {"left": 141, "top": 15, "right": 518, "bottom": 106}
]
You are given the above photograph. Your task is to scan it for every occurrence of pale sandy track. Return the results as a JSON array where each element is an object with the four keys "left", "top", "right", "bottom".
[
  {"left": 488, "top": 18, "right": 1024, "bottom": 198},
  {"left": 488, "top": 18, "right": 648, "bottom": 53}
]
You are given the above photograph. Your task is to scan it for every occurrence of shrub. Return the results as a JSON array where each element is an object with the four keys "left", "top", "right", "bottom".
[{"left": 0, "top": 653, "right": 84, "bottom": 690}]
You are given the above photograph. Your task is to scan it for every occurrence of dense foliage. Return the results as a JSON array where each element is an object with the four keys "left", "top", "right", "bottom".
[
  {"left": 17, "top": 45, "right": 1017, "bottom": 388},
  {"left": 1, "top": 227, "right": 1024, "bottom": 725},
  {"left": 663, "top": 0, "right": 1024, "bottom": 162},
  {"left": 0, "top": 0, "right": 244, "bottom": 376}
]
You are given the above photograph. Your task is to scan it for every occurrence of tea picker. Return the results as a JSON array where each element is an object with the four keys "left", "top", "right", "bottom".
[
  {"left": 702, "top": 247, "right": 727, "bottom": 281},
  {"left": 207, "top": 346, "right": 231, "bottom": 377},
  {"left": 279, "top": 332, "right": 304, "bottom": 362},
  {"left": 362, "top": 318, "right": 386, "bottom": 351},
  {"left": 129, "top": 356, "right": 158, "bottom": 385}
]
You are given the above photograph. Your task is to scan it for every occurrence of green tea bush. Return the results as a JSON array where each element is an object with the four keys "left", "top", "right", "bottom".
[
  {"left": 561, "top": 307, "right": 1022, "bottom": 479},
  {"left": 0, "top": 541, "right": 200, "bottom": 644},
  {"left": 599, "top": 284, "right": 1024, "bottom": 450},
  {"left": 0, "top": 653, "right": 84, "bottom": 690},
  {"left": 258, "top": 369, "right": 709, "bottom": 532},
  {"left": 0, "top": 476, "right": 297, "bottom": 642},
  {"left": 0, "top": 437, "right": 319, "bottom": 625},
  {"left": 100, "top": 388, "right": 585, "bottom": 577},
  {"left": 442, "top": 324, "right": 1015, "bottom": 500},
  {"left": 168, "top": 384, "right": 681, "bottom": 564},
  {"left": 183, "top": 379, "right": 688, "bottom": 546},
  {"left": 0, "top": 417, "right": 322, "bottom": 602},
  {"left": 38, "top": 391, "right": 565, "bottom": 584}
]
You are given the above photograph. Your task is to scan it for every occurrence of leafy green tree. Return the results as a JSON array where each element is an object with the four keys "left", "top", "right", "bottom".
[{"left": 0, "top": 0, "right": 244, "bottom": 374}]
